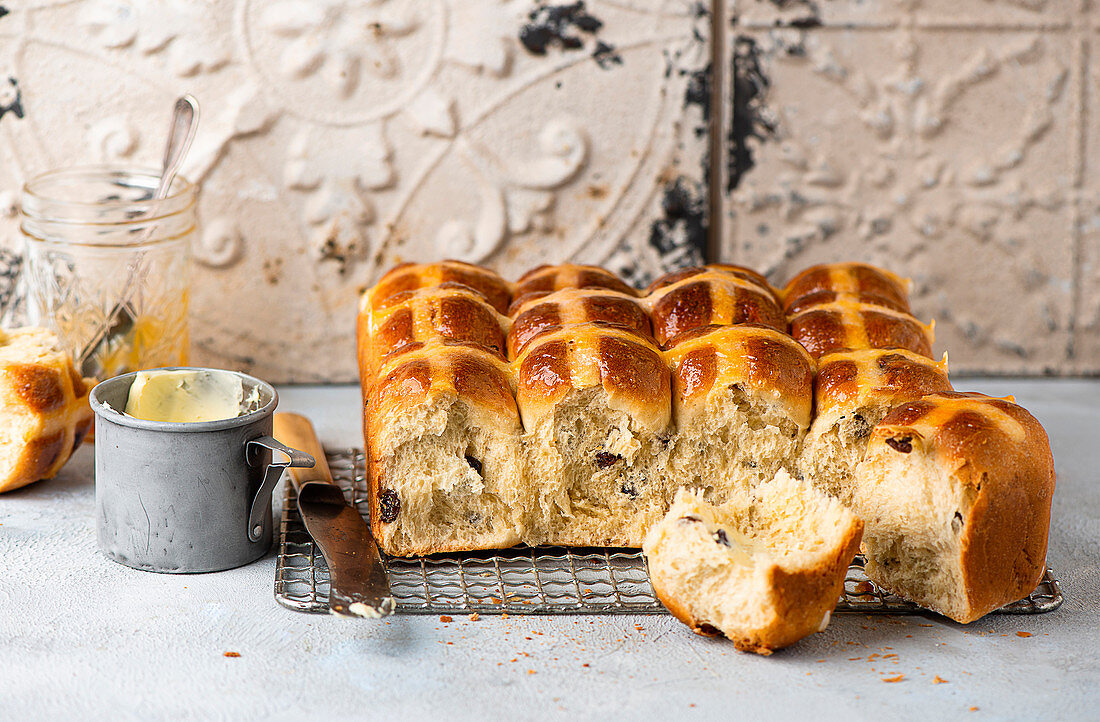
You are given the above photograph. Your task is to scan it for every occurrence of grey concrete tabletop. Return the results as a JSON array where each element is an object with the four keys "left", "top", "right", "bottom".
[{"left": 1, "top": 380, "right": 1097, "bottom": 721}]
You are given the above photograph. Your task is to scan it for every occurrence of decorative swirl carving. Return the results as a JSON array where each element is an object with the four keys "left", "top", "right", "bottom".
[
  {"left": 0, "top": 0, "right": 711, "bottom": 381},
  {"left": 507, "top": 119, "right": 588, "bottom": 189},
  {"left": 259, "top": 0, "right": 420, "bottom": 97},
  {"left": 88, "top": 117, "right": 139, "bottom": 161},
  {"left": 195, "top": 217, "right": 243, "bottom": 268},
  {"left": 432, "top": 118, "right": 590, "bottom": 263}
]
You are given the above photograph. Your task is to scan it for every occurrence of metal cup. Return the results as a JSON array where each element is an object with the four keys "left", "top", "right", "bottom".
[{"left": 89, "top": 368, "right": 314, "bottom": 573}]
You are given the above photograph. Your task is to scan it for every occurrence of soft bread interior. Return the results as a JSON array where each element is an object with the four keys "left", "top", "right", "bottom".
[
  {"left": 800, "top": 406, "right": 888, "bottom": 505},
  {"left": 852, "top": 441, "right": 976, "bottom": 621},
  {"left": 525, "top": 387, "right": 671, "bottom": 547},
  {"left": 643, "top": 471, "right": 861, "bottom": 654},
  {"left": 376, "top": 394, "right": 525, "bottom": 553},
  {"left": 671, "top": 384, "right": 805, "bottom": 504}
]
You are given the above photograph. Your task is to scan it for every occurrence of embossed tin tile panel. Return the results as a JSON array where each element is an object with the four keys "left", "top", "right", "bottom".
[
  {"left": 0, "top": 1, "right": 1096, "bottom": 378},
  {"left": 0, "top": 1, "right": 710, "bottom": 382},
  {"left": 723, "top": 1, "right": 1094, "bottom": 374}
]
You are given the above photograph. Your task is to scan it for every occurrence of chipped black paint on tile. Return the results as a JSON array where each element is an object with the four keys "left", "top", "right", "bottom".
[
  {"left": 683, "top": 63, "right": 711, "bottom": 139},
  {"left": 765, "top": 0, "right": 822, "bottom": 26},
  {"left": 611, "top": 175, "right": 708, "bottom": 289},
  {"left": 0, "top": 7, "right": 9, "bottom": 20},
  {"left": 0, "top": 77, "right": 24, "bottom": 122},
  {"left": 728, "top": 37, "right": 775, "bottom": 192},
  {"left": 592, "top": 40, "right": 622, "bottom": 69},
  {"left": 519, "top": 2, "right": 603, "bottom": 56},
  {"left": 650, "top": 176, "right": 706, "bottom": 263}
]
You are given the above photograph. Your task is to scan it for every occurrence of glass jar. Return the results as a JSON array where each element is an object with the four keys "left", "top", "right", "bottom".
[{"left": 20, "top": 166, "right": 193, "bottom": 379}]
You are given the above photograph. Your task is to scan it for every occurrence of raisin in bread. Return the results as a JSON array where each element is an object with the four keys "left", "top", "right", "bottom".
[
  {"left": 0, "top": 327, "right": 94, "bottom": 494},
  {"left": 361, "top": 263, "right": 525, "bottom": 554},
  {"left": 643, "top": 472, "right": 862, "bottom": 655}
]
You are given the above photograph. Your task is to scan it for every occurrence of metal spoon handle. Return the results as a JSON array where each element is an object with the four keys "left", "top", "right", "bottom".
[{"left": 153, "top": 95, "right": 199, "bottom": 201}]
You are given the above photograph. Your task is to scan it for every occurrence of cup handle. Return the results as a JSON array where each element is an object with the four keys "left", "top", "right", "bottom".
[{"left": 245, "top": 436, "right": 315, "bottom": 542}]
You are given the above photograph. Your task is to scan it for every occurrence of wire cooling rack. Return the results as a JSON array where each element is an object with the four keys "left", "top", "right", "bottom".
[{"left": 274, "top": 449, "right": 1063, "bottom": 616}]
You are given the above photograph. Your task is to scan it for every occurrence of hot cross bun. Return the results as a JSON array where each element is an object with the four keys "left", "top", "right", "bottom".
[
  {"left": 359, "top": 284, "right": 509, "bottom": 382},
  {"left": 366, "top": 339, "right": 525, "bottom": 555},
  {"left": 664, "top": 324, "right": 814, "bottom": 502},
  {"left": 508, "top": 288, "right": 652, "bottom": 359},
  {"left": 646, "top": 268, "right": 786, "bottom": 347},
  {"left": 852, "top": 392, "right": 1055, "bottom": 623},
  {"left": 509, "top": 263, "right": 636, "bottom": 314},
  {"left": 369, "top": 260, "right": 513, "bottom": 315},
  {"left": 799, "top": 348, "right": 953, "bottom": 504},
  {"left": 789, "top": 300, "right": 934, "bottom": 359},
  {"left": 515, "top": 322, "right": 672, "bottom": 546},
  {"left": 644, "top": 476, "right": 862, "bottom": 655},
  {"left": 782, "top": 262, "right": 911, "bottom": 316},
  {"left": 512, "top": 323, "right": 668, "bottom": 548},
  {"left": 645, "top": 263, "right": 777, "bottom": 302}
]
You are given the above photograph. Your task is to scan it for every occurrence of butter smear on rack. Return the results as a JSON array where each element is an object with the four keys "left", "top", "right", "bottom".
[{"left": 124, "top": 369, "right": 257, "bottom": 423}]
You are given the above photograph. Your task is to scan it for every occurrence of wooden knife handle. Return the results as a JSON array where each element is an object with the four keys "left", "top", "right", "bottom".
[{"left": 274, "top": 412, "right": 333, "bottom": 487}]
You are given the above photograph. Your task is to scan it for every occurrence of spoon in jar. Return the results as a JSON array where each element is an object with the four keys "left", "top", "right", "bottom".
[{"left": 77, "top": 95, "right": 199, "bottom": 378}]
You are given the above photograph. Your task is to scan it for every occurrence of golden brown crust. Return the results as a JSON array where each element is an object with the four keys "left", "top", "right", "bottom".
[
  {"left": 871, "top": 392, "right": 1055, "bottom": 622},
  {"left": 369, "top": 261, "right": 513, "bottom": 314},
  {"left": 368, "top": 286, "right": 508, "bottom": 371},
  {"left": 645, "top": 264, "right": 778, "bottom": 302},
  {"left": 814, "top": 349, "right": 952, "bottom": 419},
  {"left": 782, "top": 263, "right": 911, "bottom": 315},
  {"left": 647, "top": 272, "right": 786, "bottom": 347},
  {"left": 508, "top": 288, "right": 652, "bottom": 359},
  {"left": 789, "top": 301, "right": 934, "bottom": 359},
  {"left": 366, "top": 340, "right": 522, "bottom": 555},
  {"left": 0, "top": 330, "right": 94, "bottom": 494},
  {"left": 510, "top": 264, "right": 636, "bottom": 312},
  {"left": 21, "top": 429, "right": 66, "bottom": 483},
  {"left": 514, "top": 322, "right": 671, "bottom": 433},
  {"left": 357, "top": 257, "right": 1051, "bottom": 589},
  {"left": 7, "top": 364, "right": 67, "bottom": 413},
  {"left": 370, "top": 341, "right": 518, "bottom": 443},
  {"left": 664, "top": 324, "right": 815, "bottom": 430}
]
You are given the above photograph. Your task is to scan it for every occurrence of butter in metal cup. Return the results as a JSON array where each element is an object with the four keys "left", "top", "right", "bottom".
[{"left": 123, "top": 369, "right": 260, "bottom": 423}]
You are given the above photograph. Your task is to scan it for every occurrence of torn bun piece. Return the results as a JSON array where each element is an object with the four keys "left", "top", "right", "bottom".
[{"left": 644, "top": 473, "right": 863, "bottom": 655}]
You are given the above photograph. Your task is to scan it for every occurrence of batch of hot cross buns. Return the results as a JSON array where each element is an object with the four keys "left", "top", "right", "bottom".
[{"left": 357, "top": 260, "right": 1055, "bottom": 654}]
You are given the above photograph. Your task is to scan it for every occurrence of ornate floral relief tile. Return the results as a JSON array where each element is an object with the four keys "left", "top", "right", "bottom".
[
  {"left": 722, "top": 26, "right": 1077, "bottom": 372},
  {"left": 0, "top": 0, "right": 711, "bottom": 382}
]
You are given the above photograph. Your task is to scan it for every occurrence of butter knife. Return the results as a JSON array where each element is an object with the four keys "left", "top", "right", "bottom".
[{"left": 274, "top": 413, "right": 395, "bottom": 618}]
